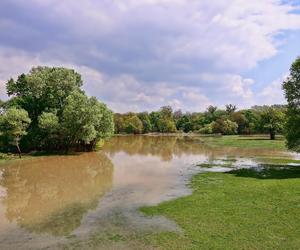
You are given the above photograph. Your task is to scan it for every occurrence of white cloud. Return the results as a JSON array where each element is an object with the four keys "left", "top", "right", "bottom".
[
  {"left": 258, "top": 75, "right": 287, "bottom": 105},
  {"left": 0, "top": 0, "right": 299, "bottom": 110}
]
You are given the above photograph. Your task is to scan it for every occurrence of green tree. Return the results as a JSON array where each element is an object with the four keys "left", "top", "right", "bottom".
[
  {"left": 138, "top": 112, "right": 152, "bottom": 133},
  {"left": 212, "top": 118, "right": 238, "bottom": 135},
  {"left": 283, "top": 56, "right": 300, "bottom": 151},
  {"left": 0, "top": 108, "right": 31, "bottom": 157},
  {"left": 6, "top": 67, "right": 83, "bottom": 122},
  {"left": 260, "top": 107, "right": 285, "bottom": 140},
  {"left": 176, "top": 115, "right": 193, "bottom": 132},
  {"left": 4, "top": 67, "right": 113, "bottom": 152},
  {"left": 149, "top": 111, "right": 160, "bottom": 132},
  {"left": 157, "top": 119, "right": 177, "bottom": 133},
  {"left": 113, "top": 113, "right": 142, "bottom": 134},
  {"left": 198, "top": 123, "right": 213, "bottom": 134},
  {"left": 157, "top": 106, "right": 176, "bottom": 133},
  {"left": 230, "top": 111, "right": 247, "bottom": 134}
]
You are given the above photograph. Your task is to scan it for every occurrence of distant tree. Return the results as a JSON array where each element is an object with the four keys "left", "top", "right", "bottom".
[
  {"left": 198, "top": 123, "right": 213, "bottom": 134},
  {"left": 225, "top": 104, "right": 237, "bottom": 114},
  {"left": 157, "top": 106, "right": 176, "bottom": 133},
  {"left": 125, "top": 114, "right": 143, "bottom": 134},
  {"left": 204, "top": 105, "right": 218, "bottom": 123},
  {"left": 243, "top": 109, "right": 259, "bottom": 134},
  {"left": 173, "top": 109, "right": 183, "bottom": 120},
  {"left": 160, "top": 106, "right": 173, "bottom": 119},
  {"left": 212, "top": 118, "right": 238, "bottom": 135},
  {"left": 260, "top": 107, "right": 285, "bottom": 140},
  {"left": 176, "top": 115, "right": 193, "bottom": 132},
  {"left": 149, "top": 111, "right": 160, "bottom": 132},
  {"left": 283, "top": 56, "right": 300, "bottom": 151},
  {"left": 230, "top": 111, "right": 247, "bottom": 134},
  {"left": 138, "top": 112, "right": 152, "bottom": 133},
  {"left": 0, "top": 108, "right": 31, "bottom": 157},
  {"left": 207, "top": 105, "right": 217, "bottom": 114},
  {"left": 113, "top": 113, "right": 142, "bottom": 134},
  {"left": 157, "top": 119, "right": 177, "bottom": 133}
]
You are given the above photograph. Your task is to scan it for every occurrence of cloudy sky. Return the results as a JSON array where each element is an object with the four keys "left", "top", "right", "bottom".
[{"left": 0, "top": 0, "right": 300, "bottom": 112}]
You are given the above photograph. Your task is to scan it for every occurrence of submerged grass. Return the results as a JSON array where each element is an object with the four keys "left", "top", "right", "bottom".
[
  {"left": 256, "top": 157, "right": 300, "bottom": 165},
  {"left": 202, "top": 135, "right": 286, "bottom": 150},
  {"left": 140, "top": 166, "right": 300, "bottom": 249}
]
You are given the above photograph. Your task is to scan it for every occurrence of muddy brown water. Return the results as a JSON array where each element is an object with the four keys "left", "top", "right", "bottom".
[{"left": 0, "top": 135, "right": 294, "bottom": 249}]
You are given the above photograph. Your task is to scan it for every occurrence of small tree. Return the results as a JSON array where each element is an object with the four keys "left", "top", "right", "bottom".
[
  {"left": 212, "top": 118, "right": 238, "bottom": 135},
  {"left": 225, "top": 104, "right": 237, "bottom": 115},
  {"left": 0, "top": 108, "right": 31, "bottom": 157},
  {"left": 283, "top": 56, "right": 300, "bottom": 151},
  {"left": 260, "top": 107, "right": 285, "bottom": 140}
]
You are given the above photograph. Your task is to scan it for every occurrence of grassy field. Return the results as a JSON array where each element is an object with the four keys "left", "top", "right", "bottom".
[
  {"left": 141, "top": 166, "right": 300, "bottom": 249},
  {"left": 201, "top": 135, "right": 287, "bottom": 151}
]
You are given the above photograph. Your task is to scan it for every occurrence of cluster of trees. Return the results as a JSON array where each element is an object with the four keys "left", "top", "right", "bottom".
[
  {"left": 114, "top": 56, "right": 300, "bottom": 152},
  {"left": 114, "top": 104, "right": 286, "bottom": 140},
  {"left": 0, "top": 67, "right": 114, "bottom": 155},
  {"left": 0, "top": 56, "right": 299, "bottom": 154}
]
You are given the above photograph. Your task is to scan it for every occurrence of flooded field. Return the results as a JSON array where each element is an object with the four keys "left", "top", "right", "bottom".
[{"left": 0, "top": 135, "right": 295, "bottom": 249}]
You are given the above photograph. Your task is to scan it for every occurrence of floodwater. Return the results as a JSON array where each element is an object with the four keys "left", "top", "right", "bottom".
[{"left": 0, "top": 135, "right": 294, "bottom": 249}]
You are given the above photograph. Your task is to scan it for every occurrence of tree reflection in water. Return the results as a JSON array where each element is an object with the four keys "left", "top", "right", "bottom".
[
  {"left": 103, "top": 135, "right": 287, "bottom": 161},
  {"left": 0, "top": 152, "right": 113, "bottom": 236}
]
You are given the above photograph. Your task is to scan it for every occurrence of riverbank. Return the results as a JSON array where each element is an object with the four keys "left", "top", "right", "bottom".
[{"left": 140, "top": 164, "right": 300, "bottom": 249}]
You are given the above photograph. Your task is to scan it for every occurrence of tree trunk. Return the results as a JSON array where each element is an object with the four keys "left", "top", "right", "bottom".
[
  {"left": 270, "top": 129, "right": 275, "bottom": 140},
  {"left": 16, "top": 143, "right": 22, "bottom": 158}
]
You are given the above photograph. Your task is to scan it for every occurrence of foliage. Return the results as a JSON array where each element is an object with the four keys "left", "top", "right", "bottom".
[
  {"left": 157, "top": 106, "right": 176, "bottom": 133},
  {"left": 114, "top": 113, "right": 143, "bottom": 134},
  {"left": 283, "top": 56, "right": 300, "bottom": 152},
  {"left": 260, "top": 107, "right": 285, "bottom": 140},
  {"left": 138, "top": 112, "right": 152, "bottom": 133},
  {"left": 113, "top": 104, "right": 287, "bottom": 137},
  {"left": 0, "top": 108, "right": 31, "bottom": 154},
  {"left": 176, "top": 115, "right": 193, "bottom": 132},
  {"left": 197, "top": 123, "right": 213, "bottom": 134},
  {"left": 2, "top": 67, "right": 114, "bottom": 152},
  {"left": 212, "top": 118, "right": 238, "bottom": 135}
]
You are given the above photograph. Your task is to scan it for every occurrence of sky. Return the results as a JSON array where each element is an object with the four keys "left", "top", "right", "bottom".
[{"left": 0, "top": 0, "right": 300, "bottom": 113}]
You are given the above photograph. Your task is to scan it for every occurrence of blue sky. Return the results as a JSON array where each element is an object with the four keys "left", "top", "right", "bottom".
[{"left": 0, "top": 0, "right": 300, "bottom": 112}]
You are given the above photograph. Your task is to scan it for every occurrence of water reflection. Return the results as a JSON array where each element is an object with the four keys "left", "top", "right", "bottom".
[
  {"left": 103, "top": 135, "right": 289, "bottom": 160},
  {"left": 0, "top": 152, "right": 113, "bottom": 236}
]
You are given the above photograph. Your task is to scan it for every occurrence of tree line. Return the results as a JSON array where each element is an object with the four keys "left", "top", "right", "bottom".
[
  {"left": 0, "top": 56, "right": 300, "bottom": 154},
  {"left": 114, "top": 104, "right": 286, "bottom": 140}
]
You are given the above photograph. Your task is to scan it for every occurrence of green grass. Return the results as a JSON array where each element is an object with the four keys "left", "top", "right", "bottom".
[
  {"left": 0, "top": 153, "right": 18, "bottom": 164},
  {"left": 141, "top": 166, "right": 300, "bottom": 249},
  {"left": 257, "top": 157, "right": 300, "bottom": 165},
  {"left": 202, "top": 135, "right": 287, "bottom": 150}
]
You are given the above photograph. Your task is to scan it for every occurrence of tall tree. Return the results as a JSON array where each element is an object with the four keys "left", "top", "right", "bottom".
[
  {"left": 4, "top": 67, "right": 113, "bottom": 152},
  {"left": 138, "top": 112, "right": 152, "bottom": 133},
  {"left": 260, "top": 107, "right": 285, "bottom": 140},
  {"left": 283, "top": 56, "right": 300, "bottom": 151}
]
